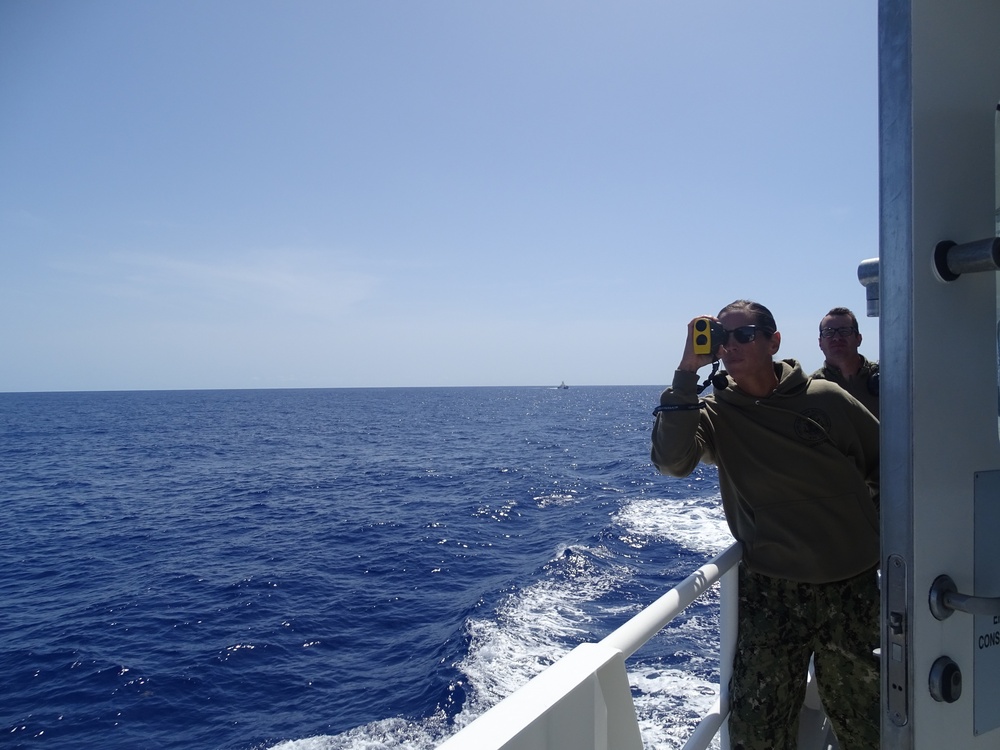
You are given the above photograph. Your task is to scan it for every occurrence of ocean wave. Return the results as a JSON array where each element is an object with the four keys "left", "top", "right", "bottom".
[
  {"left": 2, "top": 386, "right": 726, "bottom": 750},
  {"left": 614, "top": 494, "right": 732, "bottom": 554}
]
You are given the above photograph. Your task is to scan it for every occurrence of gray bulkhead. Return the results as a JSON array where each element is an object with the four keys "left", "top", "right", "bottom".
[{"left": 879, "top": 1, "right": 1000, "bottom": 748}]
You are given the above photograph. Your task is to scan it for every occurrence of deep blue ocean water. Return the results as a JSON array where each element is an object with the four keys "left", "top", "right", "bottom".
[{"left": 1, "top": 386, "right": 731, "bottom": 750}]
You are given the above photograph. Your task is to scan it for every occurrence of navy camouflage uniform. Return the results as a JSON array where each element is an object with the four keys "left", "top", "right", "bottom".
[{"left": 727, "top": 564, "right": 880, "bottom": 750}]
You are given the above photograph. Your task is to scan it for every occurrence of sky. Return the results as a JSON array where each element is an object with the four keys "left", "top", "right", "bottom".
[{"left": 0, "top": 1, "right": 880, "bottom": 392}]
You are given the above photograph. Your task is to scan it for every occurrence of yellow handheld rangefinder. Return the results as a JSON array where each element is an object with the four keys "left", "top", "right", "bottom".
[{"left": 692, "top": 317, "right": 724, "bottom": 357}]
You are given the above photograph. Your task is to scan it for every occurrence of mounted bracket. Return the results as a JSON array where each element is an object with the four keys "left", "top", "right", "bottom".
[
  {"left": 933, "top": 237, "right": 1000, "bottom": 281},
  {"left": 857, "top": 257, "right": 880, "bottom": 318}
]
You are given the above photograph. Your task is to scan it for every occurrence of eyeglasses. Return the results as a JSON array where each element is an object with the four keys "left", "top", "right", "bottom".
[
  {"left": 819, "top": 326, "right": 858, "bottom": 339},
  {"left": 721, "top": 325, "right": 771, "bottom": 345}
]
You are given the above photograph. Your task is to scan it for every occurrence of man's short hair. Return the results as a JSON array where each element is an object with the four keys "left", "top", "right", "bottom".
[
  {"left": 718, "top": 299, "right": 777, "bottom": 336},
  {"left": 822, "top": 306, "right": 859, "bottom": 331}
]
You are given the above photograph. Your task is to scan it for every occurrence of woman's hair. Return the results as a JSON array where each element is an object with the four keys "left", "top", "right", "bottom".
[{"left": 717, "top": 299, "right": 777, "bottom": 335}]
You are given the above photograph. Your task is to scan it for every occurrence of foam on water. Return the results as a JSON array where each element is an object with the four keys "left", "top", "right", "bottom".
[
  {"left": 277, "top": 492, "right": 731, "bottom": 750},
  {"left": 631, "top": 667, "right": 722, "bottom": 750},
  {"left": 3, "top": 387, "right": 729, "bottom": 750},
  {"left": 453, "top": 544, "right": 626, "bottom": 714},
  {"left": 615, "top": 494, "right": 733, "bottom": 554},
  {"left": 265, "top": 716, "right": 449, "bottom": 750},
  {"left": 263, "top": 543, "right": 630, "bottom": 749}
]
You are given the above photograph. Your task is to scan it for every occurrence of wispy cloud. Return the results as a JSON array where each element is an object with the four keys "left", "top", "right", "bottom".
[{"left": 57, "top": 249, "right": 379, "bottom": 321}]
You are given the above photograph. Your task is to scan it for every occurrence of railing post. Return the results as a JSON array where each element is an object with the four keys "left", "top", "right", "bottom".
[
  {"left": 680, "top": 550, "right": 740, "bottom": 750},
  {"left": 718, "top": 558, "right": 738, "bottom": 750}
]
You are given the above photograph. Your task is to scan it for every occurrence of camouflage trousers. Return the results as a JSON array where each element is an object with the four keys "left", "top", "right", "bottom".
[{"left": 727, "top": 564, "right": 880, "bottom": 750}]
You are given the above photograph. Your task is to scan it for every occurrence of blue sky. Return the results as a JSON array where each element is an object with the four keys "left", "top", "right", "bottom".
[{"left": 0, "top": 1, "right": 879, "bottom": 391}]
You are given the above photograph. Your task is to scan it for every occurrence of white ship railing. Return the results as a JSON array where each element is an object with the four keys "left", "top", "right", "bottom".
[{"left": 437, "top": 542, "right": 744, "bottom": 750}]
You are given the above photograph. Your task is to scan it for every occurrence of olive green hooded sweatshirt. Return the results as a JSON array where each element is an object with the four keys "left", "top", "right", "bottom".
[
  {"left": 812, "top": 355, "right": 880, "bottom": 417},
  {"left": 651, "top": 358, "right": 879, "bottom": 584}
]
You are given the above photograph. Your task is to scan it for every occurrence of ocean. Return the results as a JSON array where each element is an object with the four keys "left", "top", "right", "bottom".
[{"left": 1, "top": 386, "right": 732, "bottom": 750}]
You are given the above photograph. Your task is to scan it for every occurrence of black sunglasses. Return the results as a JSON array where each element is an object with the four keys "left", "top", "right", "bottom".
[
  {"left": 819, "top": 326, "right": 858, "bottom": 339},
  {"left": 721, "top": 325, "right": 772, "bottom": 345}
]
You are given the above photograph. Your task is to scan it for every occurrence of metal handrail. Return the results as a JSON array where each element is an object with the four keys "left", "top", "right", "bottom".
[
  {"left": 600, "top": 542, "right": 743, "bottom": 658},
  {"left": 603, "top": 541, "right": 743, "bottom": 750},
  {"left": 436, "top": 541, "right": 744, "bottom": 750}
]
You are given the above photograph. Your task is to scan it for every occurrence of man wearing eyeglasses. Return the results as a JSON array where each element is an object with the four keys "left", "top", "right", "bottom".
[
  {"left": 650, "top": 299, "right": 880, "bottom": 750},
  {"left": 812, "top": 306, "right": 879, "bottom": 416}
]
